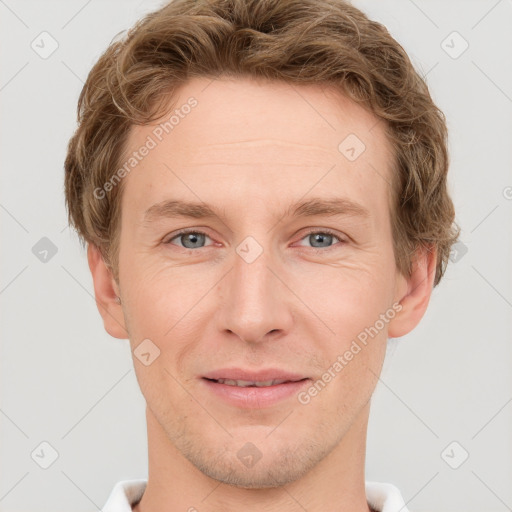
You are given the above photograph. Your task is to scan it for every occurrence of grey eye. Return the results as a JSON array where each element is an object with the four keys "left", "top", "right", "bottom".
[
  {"left": 168, "top": 231, "right": 211, "bottom": 249},
  {"left": 308, "top": 232, "right": 335, "bottom": 248}
]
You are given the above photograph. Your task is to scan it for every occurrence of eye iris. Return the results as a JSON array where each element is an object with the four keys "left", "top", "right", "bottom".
[
  {"left": 310, "top": 233, "right": 332, "bottom": 248},
  {"left": 181, "top": 232, "right": 205, "bottom": 249},
  {"left": 174, "top": 232, "right": 336, "bottom": 249}
]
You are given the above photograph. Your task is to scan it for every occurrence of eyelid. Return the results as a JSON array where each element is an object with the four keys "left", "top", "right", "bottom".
[
  {"left": 164, "top": 227, "right": 347, "bottom": 251},
  {"left": 294, "top": 227, "right": 346, "bottom": 249},
  {"left": 163, "top": 228, "right": 215, "bottom": 247}
]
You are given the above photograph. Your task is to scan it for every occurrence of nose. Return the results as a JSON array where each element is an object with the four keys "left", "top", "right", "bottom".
[{"left": 217, "top": 245, "right": 294, "bottom": 344}]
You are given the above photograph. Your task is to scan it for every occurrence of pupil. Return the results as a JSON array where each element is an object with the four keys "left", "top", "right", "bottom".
[
  {"left": 181, "top": 233, "right": 206, "bottom": 249},
  {"left": 183, "top": 232, "right": 204, "bottom": 248},
  {"left": 185, "top": 233, "right": 199, "bottom": 249},
  {"left": 311, "top": 233, "right": 331, "bottom": 247}
]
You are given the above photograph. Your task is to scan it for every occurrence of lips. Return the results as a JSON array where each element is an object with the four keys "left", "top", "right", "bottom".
[
  {"left": 202, "top": 368, "right": 308, "bottom": 387},
  {"left": 201, "top": 370, "right": 311, "bottom": 408},
  {"left": 212, "top": 378, "right": 291, "bottom": 387}
]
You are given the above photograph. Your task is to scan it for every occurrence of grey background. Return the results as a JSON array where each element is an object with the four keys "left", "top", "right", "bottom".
[{"left": 1, "top": 0, "right": 511, "bottom": 511}]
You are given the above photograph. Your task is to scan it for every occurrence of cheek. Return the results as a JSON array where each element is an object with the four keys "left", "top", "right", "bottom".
[
  {"left": 299, "top": 259, "right": 394, "bottom": 394},
  {"left": 302, "top": 272, "right": 389, "bottom": 414},
  {"left": 121, "top": 249, "right": 186, "bottom": 315},
  {"left": 121, "top": 259, "right": 212, "bottom": 373},
  {"left": 305, "top": 259, "right": 394, "bottom": 331}
]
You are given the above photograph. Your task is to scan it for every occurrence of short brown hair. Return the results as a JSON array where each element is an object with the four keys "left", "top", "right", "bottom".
[{"left": 64, "top": 0, "right": 459, "bottom": 287}]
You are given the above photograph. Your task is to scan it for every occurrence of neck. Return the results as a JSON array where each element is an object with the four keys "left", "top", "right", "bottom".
[{"left": 133, "top": 402, "right": 374, "bottom": 512}]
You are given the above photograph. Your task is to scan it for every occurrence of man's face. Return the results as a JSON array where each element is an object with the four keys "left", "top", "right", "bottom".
[{"left": 113, "top": 76, "right": 406, "bottom": 487}]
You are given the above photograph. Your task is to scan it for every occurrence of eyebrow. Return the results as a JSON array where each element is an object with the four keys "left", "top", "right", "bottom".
[{"left": 143, "top": 197, "right": 370, "bottom": 224}]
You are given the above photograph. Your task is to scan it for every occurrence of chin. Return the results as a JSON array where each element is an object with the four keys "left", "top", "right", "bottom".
[{"left": 179, "top": 435, "right": 331, "bottom": 489}]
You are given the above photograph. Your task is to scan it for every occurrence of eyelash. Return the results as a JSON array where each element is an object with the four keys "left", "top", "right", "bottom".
[{"left": 163, "top": 228, "right": 346, "bottom": 253}]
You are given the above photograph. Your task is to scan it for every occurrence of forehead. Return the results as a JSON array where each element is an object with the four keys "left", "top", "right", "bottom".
[{"left": 120, "top": 76, "right": 394, "bottom": 225}]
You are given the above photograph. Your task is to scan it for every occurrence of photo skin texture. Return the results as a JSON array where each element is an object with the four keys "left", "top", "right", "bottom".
[{"left": 88, "top": 76, "right": 436, "bottom": 512}]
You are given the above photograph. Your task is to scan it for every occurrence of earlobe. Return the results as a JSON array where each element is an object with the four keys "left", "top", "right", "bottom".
[
  {"left": 87, "top": 244, "right": 128, "bottom": 339},
  {"left": 388, "top": 245, "right": 437, "bottom": 339}
]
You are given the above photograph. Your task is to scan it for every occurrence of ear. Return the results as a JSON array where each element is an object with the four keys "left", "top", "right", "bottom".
[
  {"left": 87, "top": 244, "right": 128, "bottom": 339},
  {"left": 388, "top": 245, "right": 437, "bottom": 338}
]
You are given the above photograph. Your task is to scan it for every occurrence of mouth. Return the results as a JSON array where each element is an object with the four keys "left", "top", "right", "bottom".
[
  {"left": 200, "top": 371, "right": 311, "bottom": 408},
  {"left": 203, "top": 377, "right": 308, "bottom": 387}
]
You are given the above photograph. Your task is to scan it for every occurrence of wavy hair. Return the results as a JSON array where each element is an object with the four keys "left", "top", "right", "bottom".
[{"left": 64, "top": 0, "right": 460, "bottom": 286}]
